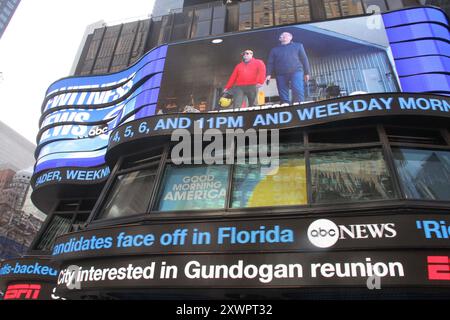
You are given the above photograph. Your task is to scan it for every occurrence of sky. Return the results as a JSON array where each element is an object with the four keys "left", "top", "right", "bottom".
[{"left": 0, "top": 0, "right": 155, "bottom": 144}]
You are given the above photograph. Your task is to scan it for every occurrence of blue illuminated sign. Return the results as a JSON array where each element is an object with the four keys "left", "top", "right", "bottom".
[
  {"left": 383, "top": 7, "right": 450, "bottom": 93},
  {"left": 0, "top": 262, "right": 58, "bottom": 277},
  {"left": 34, "top": 46, "right": 167, "bottom": 176}
]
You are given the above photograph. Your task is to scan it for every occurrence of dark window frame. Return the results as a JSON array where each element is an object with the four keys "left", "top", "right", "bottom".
[
  {"left": 391, "top": 146, "right": 450, "bottom": 201},
  {"left": 87, "top": 145, "right": 168, "bottom": 224},
  {"left": 29, "top": 198, "right": 96, "bottom": 254}
]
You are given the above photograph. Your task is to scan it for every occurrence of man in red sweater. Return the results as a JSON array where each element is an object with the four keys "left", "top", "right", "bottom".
[{"left": 224, "top": 50, "right": 266, "bottom": 108}]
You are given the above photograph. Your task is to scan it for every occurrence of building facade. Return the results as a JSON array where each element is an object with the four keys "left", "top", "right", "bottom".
[
  {"left": 0, "top": 167, "right": 14, "bottom": 192},
  {"left": 0, "top": 169, "right": 43, "bottom": 260},
  {"left": 75, "top": 0, "right": 450, "bottom": 76},
  {"left": 152, "top": 0, "right": 184, "bottom": 17},
  {"left": 0, "top": 121, "right": 36, "bottom": 171},
  {"left": 0, "top": 123, "right": 43, "bottom": 261},
  {"left": 0, "top": 1, "right": 449, "bottom": 300},
  {"left": 0, "top": 0, "right": 20, "bottom": 39}
]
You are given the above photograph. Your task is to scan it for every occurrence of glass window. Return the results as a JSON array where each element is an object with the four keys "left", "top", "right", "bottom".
[
  {"left": 393, "top": 148, "right": 450, "bottom": 201},
  {"left": 362, "top": 0, "right": 388, "bottom": 11},
  {"left": 35, "top": 215, "right": 73, "bottom": 251},
  {"left": 279, "top": 136, "right": 305, "bottom": 153},
  {"left": 226, "top": 4, "right": 239, "bottom": 32},
  {"left": 340, "top": 0, "right": 364, "bottom": 16},
  {"left": 55, "top": 201, "right": 78, "bottom": 212},
  {"left": 191, "top": 7, "right": 212, "bottom": 38},
  {"left": 211, "top": 6, "right": 226, "bottom": 35},
  {"left": 311, "top": 148, "right": 395, "bottom": 203},
  {"left": 93, "top": 25, "right": 121, "bottom": 74},
  {"left": 147, "top": 19, "right": 163, "bottom": 52},
  {"left": 309, "top": 127, "right": 379, "bottom": 147},
  {"left": 159, "top": 14, "right": 174, "bottom": 44},
  {"left": 401, "top": 0, "right": 421, "bottom": 7},
  {"left": 232, "top": 155, "right": 307, "bottom": 208},
  {"left": 72, "top": 213, "right": 90, "bottom": 231},
  {"left": 295, "top": 0, "right": 311, "bottom": 22},
  {"left": 0, "top": 13, "right": 8, "bottom": 23},
  {"left": 213, "top": 4, "right": 226, "bottom": 19},
  {"left": 280, "top": 0, "right": 297, "bottom": 13},
  {"left": 385, "top": 127, "right": 447, "bottom": 145},
  {"left": 171, "top": 10, "right": 193, "bottom": 41},
  {"left": 274, "top": 0, "right": 296, "bottom": 25},
  {"left": 212, "top": 18, "right": 225, "bottom": 35},
  {"left": 130, "top": 19, "right": 150, "bottom": 65},
  {"left": 239, "top": 1, "right": 252, "bottom": 30},
  {"left": 74, "top": 213, "right": 89, "bottom": 226},
  {"left": 194, "top": 20, "right": 211, "bottom": 37},
  {"left": 79, "top": 29, "right": 104, "bottom": 75},
  {"left": 387, "top": 0, "right": 405, "bottom": 10},
  {"left": 79, "top": 199, "right": 97, "bottom": 211},
  {"left": 253, "top": 0, "right": 274, "bottom": 29},
  {"left": 157, "top": 165, "right": 230, "bottom": 211},
  {"left": 239, "top": 13, "right": 252, "bottom": 30},
  {"left": 98, "top": 169, "right": 156, "bottom": 219},
  {"left": 110, "top": 22, "right": 138, "bottom": 72},
  {"left": 235, "top": 133, "right": 302, "bottom": 158},
  {"left": 323, "top": 0, "right": 342, "bottom": 18},
  {"left": 6, "top": 2, "right": 15, "bottom": 10},
  {"left": 121, "top": 149, "right": 163, "bottom": 170}
]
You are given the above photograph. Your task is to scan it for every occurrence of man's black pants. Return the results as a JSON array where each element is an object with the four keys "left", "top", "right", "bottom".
[{"left": 232, "top": 85, "right": 257, "bottom": 108}]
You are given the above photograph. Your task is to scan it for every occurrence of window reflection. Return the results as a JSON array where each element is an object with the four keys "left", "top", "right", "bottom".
[
  {"left": 212, "top": 5, "right": 226, "bottom": 35},
  {"left": 253, "top": 0, "right": 274, "bottom": 28},
  {"left": 274, "top": 0, "right": 296, "bottom": 25},
  {"left": 321, "top": 0, "right": 365, "bottom": 18},
  {"left": 393, "top": 148, "right": 450, "bottom": 201},
  {"left": 35, "top": 215, "right": 72, "bottom": 251},
  {"left": 362, "top": 0, "right": 388, "bottom": 11},
  {"left": 309, "top": 127, "right": 379, "bottom": 147},
  {"left": 99, "top": 170, "right": 156, "bottom": 219},
  {"left": 295, "top": 0, "right": 311, "bottom": 22},
  {"left": 340, "top": 0, "right": 364, "bottom": 16},
  {"left": 171, "top": 10, "right": 194, "bottom": 41},
  {"left": 324, "top": 0, "right": 342, "bottom": 18},
  {"left": 239, "top": 1, "right": 253, "bottom": 30},
  {"left": 311, "top": 148, "right": 395, "bottom": 203},
  {"left": 387, "top": 0, "right": 405, "bottom": 10},
  {"left": 191, "top": 7, "right": 212, "bottom": 38}
]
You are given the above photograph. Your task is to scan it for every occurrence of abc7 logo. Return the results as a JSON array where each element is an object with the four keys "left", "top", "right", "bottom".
[{"left": 307, "top": 219, "right": 339, "bottom": 248}]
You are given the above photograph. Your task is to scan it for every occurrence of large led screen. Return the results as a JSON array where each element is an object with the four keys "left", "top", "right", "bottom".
[
  {"left": 35, "top": 8, "right": 450, "bottom": 184},
  {"left": 156, "top": 15, "right": 400, "bottom": 113}
]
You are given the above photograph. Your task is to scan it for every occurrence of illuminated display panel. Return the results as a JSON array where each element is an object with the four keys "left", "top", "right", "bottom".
[
  {"left": 32, "top": 8, "right": 449, "bottom": 193},
  {"left": 157, "top": 165, "right": 230, "bottom": 211}
]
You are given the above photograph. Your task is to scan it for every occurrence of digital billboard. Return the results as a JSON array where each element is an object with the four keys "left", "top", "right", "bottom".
[
  {"left": 32, "top": 8, "right": 450, "bottom": 192},
  {"left": 156, "top": 15, "right": 400, "bottom": 114},
  {"left": 157, "top": 165, "right": 230, "bottom": 211},
  {"left": 34, "top": 45, "right": 167, "bottom": 177},
  {"left": 50, "top": 212, "right": 450, "bottom": 293}
]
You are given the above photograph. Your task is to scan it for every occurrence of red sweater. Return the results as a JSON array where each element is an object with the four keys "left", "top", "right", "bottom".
[{"left": 225, "top": 58, "right": 266, "bottom": 89}]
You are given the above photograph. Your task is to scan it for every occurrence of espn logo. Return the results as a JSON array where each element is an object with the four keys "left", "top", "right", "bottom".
[
  {"left": 4, "top": 284, "right": 41, "bottom": 300},
  {"left": 427, "top": 256, "right": 450, "bottom": 281}
]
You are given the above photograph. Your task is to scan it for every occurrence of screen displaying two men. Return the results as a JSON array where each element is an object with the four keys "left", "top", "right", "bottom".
[{"left": 157, "top": 15, "right": 400, "bottom": 114}]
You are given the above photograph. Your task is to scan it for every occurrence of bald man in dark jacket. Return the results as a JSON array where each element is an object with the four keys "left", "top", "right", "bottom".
[{"left": 266, "top": 32, "right": 311, "bottom": 104}]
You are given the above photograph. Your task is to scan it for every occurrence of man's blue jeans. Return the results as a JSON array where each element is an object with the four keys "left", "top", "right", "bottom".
[{"left": 276, "top": 71, "right": 304, "bottom": 104}]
